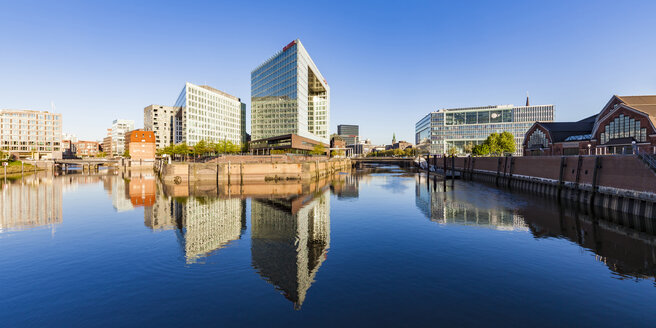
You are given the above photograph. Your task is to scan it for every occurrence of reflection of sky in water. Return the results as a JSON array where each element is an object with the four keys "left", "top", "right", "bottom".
[{"left": 0, "top": 170, "right": 655, "bottom": 327}]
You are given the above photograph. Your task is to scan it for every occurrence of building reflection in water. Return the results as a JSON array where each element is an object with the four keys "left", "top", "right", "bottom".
[
  {"left": 251, "top": 187, "right": 331, "bottom": 309},
  {"left": 0, "top": 176, "right": 63, "bottom": 233},
  {"left": 415, "top": 175, "right": 528, "bottom": 231},
  {"left": 414, "top": 174, "right": 656, "bottom": 281}
]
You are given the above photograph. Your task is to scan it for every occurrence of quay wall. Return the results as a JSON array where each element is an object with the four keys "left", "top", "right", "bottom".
[
  {"left": 156, "top": 158, "right": 351, "bottom": 185},
  {"left": 426, "top": 155, "right": 656, "bottom": 218}
]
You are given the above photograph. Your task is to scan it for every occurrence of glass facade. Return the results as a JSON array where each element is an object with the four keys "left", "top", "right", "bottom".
[
  {"left": 416, "top": 104, "right": 554, "bottom": 156},
  {"left": 599, "top": 113, "right": 647, "bottom": 144},
  {"left": 173, "top": 82, "right": 245, "bottom": 146},
  {"left": 251, "top": 40, "right": 329, "bottom": 144},
  {"left": 337, "top": 124, "right": 359, "bottom": 145}
]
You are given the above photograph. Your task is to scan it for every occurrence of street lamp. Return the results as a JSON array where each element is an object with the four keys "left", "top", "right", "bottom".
[
  {"left": 632, "top": 140, "right": 637, "bottom": 155},
  {"left": 587, "top": 143, "right": 591, "bottom": 155}
]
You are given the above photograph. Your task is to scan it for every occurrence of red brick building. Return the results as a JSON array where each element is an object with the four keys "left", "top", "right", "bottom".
[
  {"left": 524, "top": 95, "right": 656, "bottom": 156},
  {"left": 125, "top": 130, "right": 156, "bottom": 161},
  {"left": 75, "top": 141, "right": 101, "bottom": 157}
]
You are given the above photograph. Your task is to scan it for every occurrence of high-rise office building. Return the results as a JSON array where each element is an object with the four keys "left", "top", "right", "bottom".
[
  {"left": 110, "top": 119, "right": 134, "bottom": 156},
  {"left": 337, "top": 124, "right": 359, "bottom": 146},
  {"left": 173, "top": 82, "right": 245, "bottom": 147},
  {"left": 251, "top": 39, "right": 329, "bottom": 145},
  {"left": 415, "top": 103, "right": 554, "bottom": 156},
  {"left": 0, "top": 109, "right": 63, "bottom": 159},
  {"left": 144, "top": 105, "right": 181, "bottom": 150}
]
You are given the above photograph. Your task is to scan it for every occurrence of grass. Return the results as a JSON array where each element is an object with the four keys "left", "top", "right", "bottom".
[{"left": 1, "top": 161, "right": 37, "bottom": 174}]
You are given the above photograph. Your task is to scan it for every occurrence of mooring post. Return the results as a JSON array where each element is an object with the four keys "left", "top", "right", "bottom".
[
  {"left": 557, "top": 156, "right": 567, "bottom": 201},
  {"left": 507, "top": 156, "right": 515, "bottom": 188},
  {"left": 590, "top": 156, "right": 602, "bottom": 210},
  {"left": 443, "top": 154, "right": 447, "bottom": 189},
  {"left": 21, "top": 161, "right": 24, "bottom": 176},
  {"left": 496, "top": 157, "right": 502, "bottom": 186}
]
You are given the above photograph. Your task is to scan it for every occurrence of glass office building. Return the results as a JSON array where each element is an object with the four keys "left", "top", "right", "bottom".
[
  {"left": 251, "top": 39, "right": 329, "bottom": 144},
  {"left": 415, "top": 104, "right": 554, "bottom": 155},
  {"left": 173, "top": 82, "right": 245, "bottom": 146},
  {"left": 337, "top": 124, "right": 359, "bottom": 146}
]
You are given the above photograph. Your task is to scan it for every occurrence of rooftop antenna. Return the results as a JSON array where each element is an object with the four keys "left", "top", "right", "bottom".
[
  {"left": 51, "top": 101, "right": 56, "bottom": 112},
  {"left": 525, "top": 92, "right": 530, "bottom": 106}
]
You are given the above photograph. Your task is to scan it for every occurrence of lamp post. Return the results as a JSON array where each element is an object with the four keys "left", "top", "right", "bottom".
[
  {"left": 587, "top": 143, "right": 591, "bottom": 155},
  {"left": 632, "top": 140, "right": 637, "bottom": 155}
]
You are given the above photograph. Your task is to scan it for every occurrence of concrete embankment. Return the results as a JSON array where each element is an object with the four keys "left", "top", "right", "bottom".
[
  {"left": 155, "top": 158, "right": 351, "bottom": 185},
  {"left": 425, "top": 155, "right": 656, "bottom": 218}
]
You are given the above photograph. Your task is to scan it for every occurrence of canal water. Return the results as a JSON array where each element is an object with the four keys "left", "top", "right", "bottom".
[{"left": 1, "top": 166, "right": 655, "bottom": 327}]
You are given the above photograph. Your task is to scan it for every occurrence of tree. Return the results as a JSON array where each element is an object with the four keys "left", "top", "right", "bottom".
[
  {"left": 193, "top": 140, "right": 209, "bottom": 159},
  {"left": 447, "top": 146, "right": 458, "bottom": 156},
  {"left": 472, "top": 132, "right": 515, "bottom": 156},
  {"left": 463, "top": 142, "right": 474, "bottom": 154},
  {"left": 498, "top": 131, "right": 516, "bottom": 155},
  {"left": 174, "top": 143, "right": 190, "bottom": 161},
  {"left": 310, "top": 144, "right": 326, "bottom": 156},
  {"left": 96, "top": 151, "right": 106, "bottom": 158},
  {"left": 122, "top": 149, "right": 130, "bottom": 158}
]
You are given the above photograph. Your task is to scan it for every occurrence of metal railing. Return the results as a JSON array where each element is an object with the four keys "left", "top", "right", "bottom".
[{"left": 637, "top": 150, "right": 656, "bottom": 173}]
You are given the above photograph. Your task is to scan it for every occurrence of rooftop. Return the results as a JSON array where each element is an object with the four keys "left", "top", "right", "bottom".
[{"left": 198, "top": 85, "right": 240, "bottom": 102}]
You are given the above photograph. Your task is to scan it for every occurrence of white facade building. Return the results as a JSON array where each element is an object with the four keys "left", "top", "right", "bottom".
[
  {"left": 0, "top": 109, "right": 63, "bottom": 159},
  {"left": 173, "top": 82, "right": 245, "bottom": 146},
  {"left": 111, "top": 119, "right": 134, "bottom": 156},
  {"left": 144, "top": 105, "right": 181, "bottom": 150}
]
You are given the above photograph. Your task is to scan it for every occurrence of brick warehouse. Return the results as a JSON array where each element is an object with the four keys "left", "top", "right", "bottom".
[{"left": 524, "top": 95, "right": 656, "bottom": 156}]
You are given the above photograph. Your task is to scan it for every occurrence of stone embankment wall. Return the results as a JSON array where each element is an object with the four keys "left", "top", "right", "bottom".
[
  {"left": 427, "top": 155, "right": 656, "bottom": 218},
  {"left": 156, "top": 158, "right": 351, "bottom": 185}
]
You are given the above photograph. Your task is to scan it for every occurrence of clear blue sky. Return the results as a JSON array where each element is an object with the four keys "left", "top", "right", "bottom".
[{"left": 1, "top": 0, "right": 655, "bottom": 144}]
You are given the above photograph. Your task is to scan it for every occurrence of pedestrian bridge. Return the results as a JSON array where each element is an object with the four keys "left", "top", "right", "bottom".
[
  {"left": 351, "top": 157, "right": 415, "bottom": 168},
  {"left": 54, "top": 159, "right": 119, "bottom": 167}
]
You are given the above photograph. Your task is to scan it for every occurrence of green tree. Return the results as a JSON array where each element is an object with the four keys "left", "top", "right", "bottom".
[
  {"left": 174, "top": 143, "right": 190, "bottom": 161},
  {"left": 122, "top": 149, "right": 130, "bottom": 158},
  {"left": 96, "top": 151, "right": 106, "bottom": 158},
  {"left": 310, "top": 144, "right": 326, "bottom": 156},
  {"left": 498, "top": 131, "right": 516, "bottom": 155},
  {"left": 447, "top": 146, "right": 458, "bottom": 156},
  {"left": 193, "top": 140, "right": 209, "bottom": 159}
]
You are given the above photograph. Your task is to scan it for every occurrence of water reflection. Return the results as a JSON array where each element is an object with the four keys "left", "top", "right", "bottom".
[
  {"left": 0, "top": 175, "right": 63, "bottom": 233},
  {"left": 415, "top": 174, "right": 656, "bottom": 280},
  {"left": 251, "top": 188, "right": 331, "bottom": 309}
]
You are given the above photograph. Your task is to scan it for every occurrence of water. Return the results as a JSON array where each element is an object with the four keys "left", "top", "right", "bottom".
[{"left": 1, "top": 166, "right": 655, "bottom": 327}]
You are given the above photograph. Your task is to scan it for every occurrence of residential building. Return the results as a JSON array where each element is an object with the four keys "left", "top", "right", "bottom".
[
  {"left": 62, "top": 139, "right": 75, "bottom": 158},
  {"left": 144, "top": 105, "right": 181, "bottom": 150},
  {"left": 0, "top": 176, "right": 63, "bottom": 232},
  {"left": 75, "top": 140, "right": 101, "bottom": 157},
  {"left": 337, "top": 124, "right": 359, "bottom": 146},
  {"left": 0, "top": 109, "right": 63, "bottom": 159},
  {"left": 251, "top": 39, "right": 330, "bottom": 146},
  {"left": 125, "top": 130, "right": 156, "bottom": 161},
  {"left": 524, "top": 95, "right": 656, "bottom": 156},
  {"left": 111, "top": 119, "right": 134, "bottom": 156},
  {"left": 330, "top": 134, "right": 346, "bottom": 149},
  {"left": 416, "top": 101, "right": 554, "bottom": 156},
  {"left": 386, "top": 141, "right": 413, "bottom": 151},
  {"left": 102, "top": 129, "right": 112, "bottom": 156},
  {"left": 173, "top": 82, "right": 245, "bottom": 147}
]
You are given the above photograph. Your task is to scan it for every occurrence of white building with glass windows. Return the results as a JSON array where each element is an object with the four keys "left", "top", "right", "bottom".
[
  {"left": 0, "top": 109, "right": 63, "bottom": 159},
  {"left": 110, "top": 119, "right": 134, "bottom": 156},
  {"left": 415, "top": 103, "right": 554, "bottom": 156},
  {"left": 173, "top": 82, "right": 246, "bottom": 147},
  {"left": 251, "top": 39, "right": 329, "bottom": 145}
]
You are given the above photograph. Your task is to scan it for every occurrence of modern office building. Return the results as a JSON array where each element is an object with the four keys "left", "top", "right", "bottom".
[
  {"left": 415, "top": 102, "right": 554, "bottom": 155},
  {"left": 0, "top": 109, "right": 63, "bottom": 159},
  {"left": 337, "top": 124, "right": 359, "bottom": 146},
  {"left": 144, "top": 105, "right": 181, "bottom": 150},
  {"left": 110, "top": 119, "right": 135, "bottom": 156},
  {"left": 173, "top": 82, "right": 245, "bottom": 147},
  {"left": 251, "top": 39, "right": 330, "bottom": 146}
]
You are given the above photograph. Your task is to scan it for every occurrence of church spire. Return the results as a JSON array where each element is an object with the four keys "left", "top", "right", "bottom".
[
  {"left": 526, "top": 91, "right": 530, "bottom": 106},
  {"left": 392, "top": 133, "right": 397, "bottom": 144}
]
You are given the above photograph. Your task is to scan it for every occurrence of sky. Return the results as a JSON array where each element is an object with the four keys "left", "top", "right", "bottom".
[{"left": 1, "top": 0, "right": 655, "bottom": 144}]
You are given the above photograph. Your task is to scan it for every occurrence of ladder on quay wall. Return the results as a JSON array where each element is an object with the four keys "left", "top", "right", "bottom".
[{"left": 637, "top": 151, "right": 656, "bottom": 174}]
